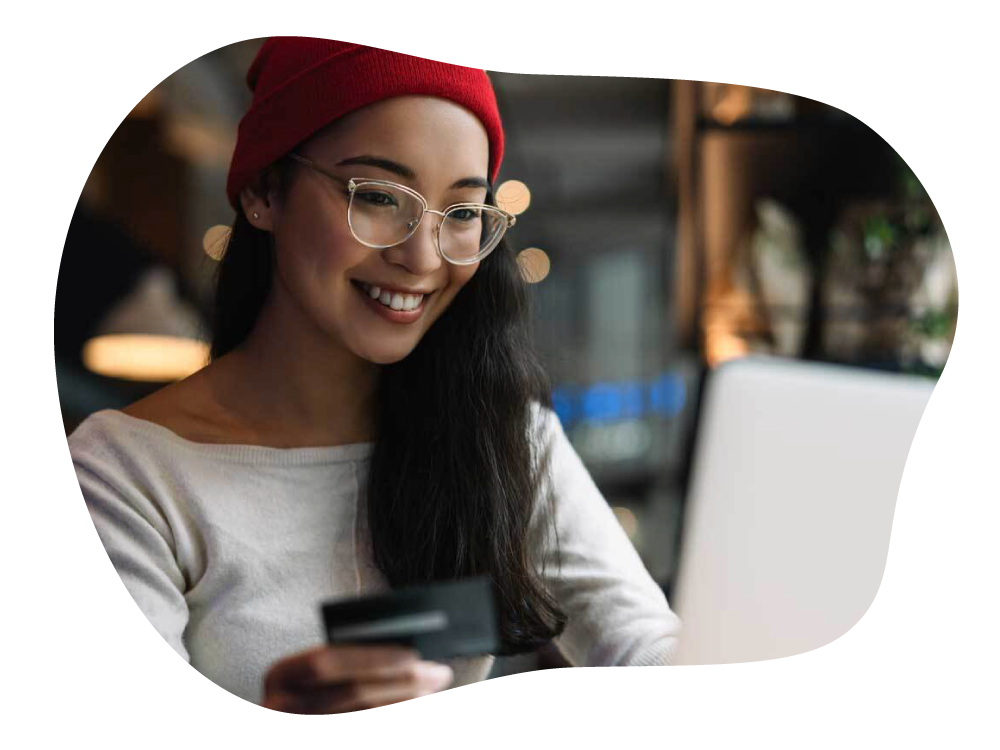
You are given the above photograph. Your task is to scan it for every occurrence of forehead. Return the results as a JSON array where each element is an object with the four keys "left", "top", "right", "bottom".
[{"left": 305, "top": 96, "right": 490, "bottom": 181}]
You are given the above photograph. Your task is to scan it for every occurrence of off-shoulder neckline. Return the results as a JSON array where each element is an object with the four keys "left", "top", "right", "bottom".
[{"left": 80, "top": 409, "right": 374, "bottom": 467}]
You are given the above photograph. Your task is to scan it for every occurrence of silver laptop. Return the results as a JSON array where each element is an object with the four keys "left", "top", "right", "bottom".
[{"left": 670, "top": 356, "right": 935, "bottom": 665}]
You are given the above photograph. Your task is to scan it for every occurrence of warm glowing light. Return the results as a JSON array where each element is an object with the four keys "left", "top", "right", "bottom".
[
  {"left": 703, "top": 285, "right": 753, "bottom": 367},
  {"left": 495, "top": 180, "right": 531, "bottom": 215},
  {"left": 704, "top": 326, "right": 750, "bottom": 367},
  {"left": 83, "top": 334, "right": 210, "bottom": 382},
  {"left": 203, "top": 224, "right": 231, "bottom": 261},
  {"left": 164, "top": 120, "right": 236, "bottom": 166},
  {"left": 711, "top": 87, "right": 753, "bottom": 125},
  {"left": 517, "top": 247, "right": 551, "bottom": 284}
]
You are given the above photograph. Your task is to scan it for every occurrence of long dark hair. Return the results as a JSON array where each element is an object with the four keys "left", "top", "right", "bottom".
[{"left": 211, "top": 162, "right": 567, "bottom": 655}]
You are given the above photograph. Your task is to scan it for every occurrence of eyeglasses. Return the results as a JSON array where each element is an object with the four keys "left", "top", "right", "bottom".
[{"left": 288, "top": 153, "right": 517, "bottom": 265}]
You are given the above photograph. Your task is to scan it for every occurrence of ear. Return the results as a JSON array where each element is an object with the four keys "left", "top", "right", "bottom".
[{"left": 239, "top": 171, "right": 278, "bottom": 231}]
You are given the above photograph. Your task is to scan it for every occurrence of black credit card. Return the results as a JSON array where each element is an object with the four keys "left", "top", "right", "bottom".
[{"left": 320, "top": 576, "right": 499, "bottom": 661}]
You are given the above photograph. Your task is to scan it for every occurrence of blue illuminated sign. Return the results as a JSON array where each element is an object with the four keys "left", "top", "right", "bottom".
[{"left": 551, "top": 372, "right": 686, "bottom": 427}]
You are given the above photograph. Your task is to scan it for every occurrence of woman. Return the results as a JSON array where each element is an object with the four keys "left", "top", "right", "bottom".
[{"left": 68, "top": 37, "right": 681, "bottom": 713}]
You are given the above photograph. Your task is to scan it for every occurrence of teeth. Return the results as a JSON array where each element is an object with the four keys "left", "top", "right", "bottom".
[{"left": 359, "top": 282, "right": 424, "bottom": 311}]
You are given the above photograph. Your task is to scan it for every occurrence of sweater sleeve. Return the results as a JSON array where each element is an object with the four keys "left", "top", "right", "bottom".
[
  {"left": 71, "top": 432, "right": 191, "bottom": 662},
  {"left": 529, "top": 406, "right": 681, "bottom": 667}
]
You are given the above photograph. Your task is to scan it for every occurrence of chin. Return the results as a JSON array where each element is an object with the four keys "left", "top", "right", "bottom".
[{"left": 355, "top": 343, "right": 419, "bottom": 366}]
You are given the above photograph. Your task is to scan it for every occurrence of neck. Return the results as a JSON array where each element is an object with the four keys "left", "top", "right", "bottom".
[{"left": 211, "top": 281, "right": 379, "bottom": 447}]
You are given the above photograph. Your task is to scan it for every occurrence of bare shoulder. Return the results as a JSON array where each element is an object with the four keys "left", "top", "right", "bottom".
[
  {"left": 121, "top": 378, "right": 199, "bottom": 425},
  {"left": 121, "top": 361, "right": 240, "bottom": 444}
]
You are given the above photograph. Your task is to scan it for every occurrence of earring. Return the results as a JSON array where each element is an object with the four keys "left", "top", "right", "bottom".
[{"left": 252, "top": 211, "right": 260, "bottom": 220}]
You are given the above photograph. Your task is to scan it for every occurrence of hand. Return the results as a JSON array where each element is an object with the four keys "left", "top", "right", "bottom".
[{"left": 261, "top": 644, "right": 454, "bottom": 714}]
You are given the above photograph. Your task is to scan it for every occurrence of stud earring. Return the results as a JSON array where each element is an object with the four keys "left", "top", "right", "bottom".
[{"left": 252, "top": 211, "right": 260, "bottom": 220}]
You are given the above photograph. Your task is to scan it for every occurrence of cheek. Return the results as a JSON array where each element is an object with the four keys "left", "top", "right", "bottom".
[
  {"left": 325, "top": 228, "right": 367, "bottom": 275},
  {"left": 275, "top": 243, "right": 350, "bottom": 312},
  {"left": 274, "top": 183, "right": 357, "bottom": 263}
]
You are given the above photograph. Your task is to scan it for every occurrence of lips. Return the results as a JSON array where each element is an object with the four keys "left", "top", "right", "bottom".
[{"left": 351, "top": 279, "right": 434, "bottom": 324}]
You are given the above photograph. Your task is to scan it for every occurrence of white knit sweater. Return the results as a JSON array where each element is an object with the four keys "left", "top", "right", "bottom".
[{"left": 68, "top": 406, "right": 681, "bottom": 705}]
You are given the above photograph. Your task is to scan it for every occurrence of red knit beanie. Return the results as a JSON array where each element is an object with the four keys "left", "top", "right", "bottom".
[{"left": 226, "top": 37, "right": 505, "bottom": 211}]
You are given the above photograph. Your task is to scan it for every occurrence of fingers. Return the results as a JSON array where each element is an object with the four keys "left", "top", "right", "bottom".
[
  {"left": 265, "top": 644, "right": 420, "bottom": 693},
  {"left": 280, "top": 662, "right": 455, "bottom": 714},
  {"left": 262, "top": 645, "right": 455, "bottom": 714}
]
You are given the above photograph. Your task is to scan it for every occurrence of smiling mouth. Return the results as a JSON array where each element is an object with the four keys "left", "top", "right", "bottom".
[
  {"left": 351, "top": 279, "right": 438, "bottom": 313},
  {"left": 351, "top": 280, "right": 431, "bottom": 313}
]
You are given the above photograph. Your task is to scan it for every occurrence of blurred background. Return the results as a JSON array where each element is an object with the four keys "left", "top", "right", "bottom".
[{"left": 55, "top": 39, "right": 957, "bottom": 676}]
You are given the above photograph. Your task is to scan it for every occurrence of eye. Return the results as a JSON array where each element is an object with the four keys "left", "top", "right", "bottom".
[
  {"left": 354, "top": 190, "right": 396, "bottom": 206},
  {"left": 448, "top": 208, "right": 480, "bottom": 221}
]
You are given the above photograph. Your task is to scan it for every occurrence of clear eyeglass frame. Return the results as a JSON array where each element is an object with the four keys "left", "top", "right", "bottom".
[{"left": 287, "top": 152, "right": 517, "bottom": 265}]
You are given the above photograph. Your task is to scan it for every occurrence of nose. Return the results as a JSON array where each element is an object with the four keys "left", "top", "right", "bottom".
[{"left": 380, "top": 211, "right": 444, "bottom": 277}]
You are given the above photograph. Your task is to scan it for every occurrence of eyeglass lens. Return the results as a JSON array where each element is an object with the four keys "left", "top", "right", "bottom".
[{"left": 349, "top": 183, "right": 507, "bottom": 261}]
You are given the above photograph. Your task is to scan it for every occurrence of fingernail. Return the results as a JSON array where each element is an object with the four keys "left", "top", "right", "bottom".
[{"left": 421, "top": 662, "right": 454, "bottom": 685}]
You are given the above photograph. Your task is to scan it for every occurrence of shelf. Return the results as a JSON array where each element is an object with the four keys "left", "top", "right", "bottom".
[
  {"left": 703, "top": 303, "right": 957, "bottom": 321},
  {"left": 695, "top": 115, "right": 864, "bottom": 134}
]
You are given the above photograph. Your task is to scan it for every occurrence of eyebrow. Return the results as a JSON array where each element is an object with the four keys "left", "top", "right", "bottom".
[{"left": 335, "top": 155, "right": 490, "bottom": 191}]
